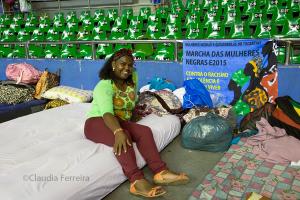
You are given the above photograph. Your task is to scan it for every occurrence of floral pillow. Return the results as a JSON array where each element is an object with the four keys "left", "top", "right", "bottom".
[{"left": 41, "top": 86, "right": 93, "bottom": 103}]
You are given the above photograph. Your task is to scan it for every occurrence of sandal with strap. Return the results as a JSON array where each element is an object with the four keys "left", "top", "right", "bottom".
[
  {"left": 153, "top": 170, "right": 189, "bottom": 185},
  {"left": 130, "top": 180, "right": 166, "bottom": 198}
]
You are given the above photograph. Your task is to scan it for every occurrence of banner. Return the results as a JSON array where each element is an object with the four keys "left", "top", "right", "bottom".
[{"left": 183, "top": 39, "right": 278, "bottom": 115}]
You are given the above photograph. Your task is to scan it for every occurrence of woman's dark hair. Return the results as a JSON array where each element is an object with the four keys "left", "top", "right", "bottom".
[{"left": 99, "top": 48, "right": 135, "bottom": 85}]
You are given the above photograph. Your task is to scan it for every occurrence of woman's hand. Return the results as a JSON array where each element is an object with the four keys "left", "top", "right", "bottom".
[{"left": 113, "top": 131, "right": 132, "bottom": 156}]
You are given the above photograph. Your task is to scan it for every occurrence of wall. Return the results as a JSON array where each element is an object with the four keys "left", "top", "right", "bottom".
[{"left": 0, "top": 58, "right": 299, "bottom": 102}]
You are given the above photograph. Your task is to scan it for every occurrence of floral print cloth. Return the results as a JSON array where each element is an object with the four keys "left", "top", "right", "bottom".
[
  {"left": 112, "top": 83, "right": 136, "bottom": 121},
  {"left": 189, "top": 138, "right": 300, "bottom": 200}
]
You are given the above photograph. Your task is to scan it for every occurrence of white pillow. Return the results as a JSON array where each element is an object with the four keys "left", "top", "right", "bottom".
[{"left": 41, "top": 86, "right": 93, "bottom": 103}]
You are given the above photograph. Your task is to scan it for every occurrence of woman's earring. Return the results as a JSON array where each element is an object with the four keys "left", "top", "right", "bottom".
[{"left": 112, "top": 67, "right": 115, "bottom": 71}]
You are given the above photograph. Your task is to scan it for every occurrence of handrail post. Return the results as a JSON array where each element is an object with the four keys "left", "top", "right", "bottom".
[
  {"left": 174, "top": 40, "right": 178, "bottom": 62},
  {"left": 58, "top": 0, "right": 61, "bottom": 11},
  {"left": 88, "top": 0, "right": 91, "bottom": 11},
  {"left": 0, "top": 0, "right": 4, "bottom": 14},
  {"left": 92, "top": 42, "right": 96, "bottom": 60},
  {"left": 285, "top": 40, "right": 291, "bottom": 66},
  {"left": 25, "top": 42, "right": 29, "bottom": 59}
]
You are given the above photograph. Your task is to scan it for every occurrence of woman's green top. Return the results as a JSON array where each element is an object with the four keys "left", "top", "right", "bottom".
[{"left": 87, "top": 72, "right": 138, "bottom": 121}]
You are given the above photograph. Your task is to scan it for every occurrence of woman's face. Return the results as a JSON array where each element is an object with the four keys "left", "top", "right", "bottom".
[{"left": 112, "top": 55, "right": 134, "bottom": 80}]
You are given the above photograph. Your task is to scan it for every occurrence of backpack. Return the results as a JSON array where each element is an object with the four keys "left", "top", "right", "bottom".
[
  {"left": 0, "top": 81, "right": 35, "bottom": 104},
  {"left": 6, "top": 63, "right": 42, "bottom": 84}
]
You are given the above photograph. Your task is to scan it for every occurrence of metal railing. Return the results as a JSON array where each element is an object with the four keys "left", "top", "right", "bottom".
[{"left": 1, "top": 38, "right": 300, "bottom": 64}]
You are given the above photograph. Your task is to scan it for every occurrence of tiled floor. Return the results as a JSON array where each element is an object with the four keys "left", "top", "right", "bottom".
[{"left": 103, "top": 135, "right": 224, "bottom": 200}]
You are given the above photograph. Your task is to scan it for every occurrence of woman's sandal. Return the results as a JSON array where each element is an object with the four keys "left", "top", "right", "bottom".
[
  {"left": 129, "top": 180, "right": 166, "bottom": 198},
  {"left": 153, "top": 170, "right": 189, "bottom": 185}
]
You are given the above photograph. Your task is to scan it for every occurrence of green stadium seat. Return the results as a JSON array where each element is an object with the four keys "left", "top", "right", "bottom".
[
  {"left": 281, "top": 19, "right": 300, "bottom": 38},
  {"left": 200, "top": 0, "right": 212, "bottom": 10},
  {"left": 133, "top": 43, "right": 154, "bottom": 60},
  {"left": 228, "top": 21, "right": 251, "bottom": 39},
  {"left": 77, "top": 29, "right": 92, "bottom": 41},
  {"left": 129, "top": 16, "right": 143, "bottom": 30},
  {"left": 31, "top": 29, "right": 45, "bottom": 41},
  {"left": 184, "top": 13, "right": 201, "bottom": 29},
  {"left": 145, "top": 24, "right": 162, "bottom": 39},
  {"left": 0, "top": 14, "right": 12, "bottom": 27},
  {"left": 109, "top": 26, "right": 125, "bottom": 40},
  {"left": 94, "top": 9, "right": 106, "bottom": 22},
  {"left": 223, "top": 8, "right": 242, "bottom": 28},
  {"left": 203, "top": 9, "right": 222, "bottom": 29},
  {"left": 155, "top": 7, "right": 170, "bottom": 20},
  {"left": 0, "top": 44, "right": 13, "bottom": 58},
  {"left": 113, "top": 16, "right": 127, "bottom": 30},
  {"left": 66, "top": 11, "right": 78, "bottom": 23},
  {"left": 241, "top": 0, "right": 260, "bottom": 17},
  {"left": 185, "top": 22, "right": 203, "bottom": 39},
  {"left": 29, "top": 44, "right": 45, "bottom": 58},
  {"left": 61, "top": 44, "right": 77, "bottom": 59},
  {"left": 39, "top": 21, "right": 51, "bottom": 33},
  {"left": 178, "top": 48, "right": 183, "bottom": 62},
  {"left": 25, "top": 18, "right": 38, "bottom": 33},
  {"left": 10, "top": 23, "right": 21, "bottom": 32},
  {"left": 170, "top": 4, "right": 185, "bottom": 18},
  {"left": 271, "top": 6, "right": 290, "bottom": 26},
  {"left": 205, "top": 21, "right": 225, "bottom": 39},
  {"left": 115, "top": 44, "right": 132, "bottom": 52},
  {"left": 122, "top": 8, "right": 133, "bottom": 21},
  {"left": 239, "top": 0, "right": 249, "bottom": 8},
  {"left": 7, "top": 45, "right": 26, "bottom": 58},
  {"left": 53, "top": 12, "right": 64, "bottom": 22},
  {"left": 82, "top": 17, "right": 94, "bottom": 31},
  {"left": 127, "top": 27, "right": 143, "bottom": 40},
  {"left": 40, "top": 13, "right": 51, "bottom": 24},
  {"left": 277, "top": 46, "right": 286, "bottom": 64},
  {"left": 188, "top": 4, "right": 202, "bottom": 17},
  {"left": 263, "top": 0, "right": 279, "bottom": 18},
  {"left": 139, "top": 7, "right": 151, "bottom": 21},
  {"left": 1, "top": 28, "right": 16, "bottom": 42},
  {"left": 147, "top": 14, "right": 162, "bottom": 27},
  {"left": 291, "top": 46, "right": 300, "bottom": 64},
  {"left": 53, "top": 18, "right": 65, "bottom": 32},
  {"left": 253, "top": 20, "right": 274, "bottom": 38},
  {"left": 61, "top": 30, "right": 76, "bottom": 41},
  {"left": 79, "top": 44, "right": 93, "bottom": 59},
  {"left": 107, "top": 9, "right": 118, "bottom": 22},
  {"left": 66, "top": 21, "right": 78, "bottom": 32},
  {"left": 155, "top": 42, "right": 175, "bottom": 61},
  {"left": 79, "top": 11, "right": 91, "bottom": 21},
  {"left": 12, "top": 13, "right": 24, "bottom": 26},
  {"left": 17, "top": 29, "right": 30, "bottom": 42},
  {"left": 161, "top": 24, "right": 182, "bottom": 39},
  {"left": 46, "top": 28, "right": 60, "bottom": 41},
  {"left": 92, "top": 27, "right": 107, "bottom": 40},
  {"left": 185, "top": 0, "right": 199, "bottom": 11},
  {"left": 97, "top": 17, "right": 111, "bottom": 32},
  {"left": 96, "top": 43, "right": 113, "bottom": 59},
  {"left": 166, "top": 13, "right": 182, "bottom": 26},
  {"left": 287, "top": 0, "right": 300, "bottom": 14},
  {"left": 45, "top": 44, "right": 61, "bottom": 58},
  {"left": 247, "top": 9, "right": 265, "bottom": 26}
]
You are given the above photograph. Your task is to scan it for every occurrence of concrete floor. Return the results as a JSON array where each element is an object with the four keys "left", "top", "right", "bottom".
[{"left": 103, "top": 135, "right": 224, "bottom": 200}]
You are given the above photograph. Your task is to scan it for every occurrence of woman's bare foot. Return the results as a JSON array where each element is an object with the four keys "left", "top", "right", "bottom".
[
  {"left": 130, "top": 178, "right": 166, "bottom": 197},
  {"left": 153, "top": 170, "right": 189, "bottom": 185}
]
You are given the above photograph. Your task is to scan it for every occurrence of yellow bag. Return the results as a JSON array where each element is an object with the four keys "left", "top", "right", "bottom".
[{"left": 34, "top": 69, "right": 60, "bottom": 99}]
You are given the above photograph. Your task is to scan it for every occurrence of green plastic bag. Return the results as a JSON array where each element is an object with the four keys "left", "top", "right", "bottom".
[{"left": 181, "top": 112, "right": 233, "bottom": 152}]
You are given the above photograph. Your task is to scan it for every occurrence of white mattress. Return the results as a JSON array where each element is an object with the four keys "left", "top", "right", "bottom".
[{"left": 0, "top": 103, "right": 181, "bottom": 200}]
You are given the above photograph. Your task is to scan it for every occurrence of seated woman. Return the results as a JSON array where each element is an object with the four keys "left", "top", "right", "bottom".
[{"left": 84, "top": 48, "right": 189, "bottom": 198}]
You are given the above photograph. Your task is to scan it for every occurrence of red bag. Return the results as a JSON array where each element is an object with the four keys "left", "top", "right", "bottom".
[{"left": 6, "top": 63, "right": 42, "bottom": 84}]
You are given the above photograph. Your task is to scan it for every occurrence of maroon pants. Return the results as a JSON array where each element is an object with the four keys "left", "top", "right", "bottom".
[{"left": 84, "top": 117, "right": 167, "bottom": 182}]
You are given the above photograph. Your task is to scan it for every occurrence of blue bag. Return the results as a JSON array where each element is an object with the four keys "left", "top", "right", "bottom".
[
  {"left": 181, "top": 112, "right": 233, "bottom": 152},
  {"left": 182, "top": 79, "right": 213, "bottom": 109},
  {"left": 149, "top": 77, "right": 176, "bottom": 91}
]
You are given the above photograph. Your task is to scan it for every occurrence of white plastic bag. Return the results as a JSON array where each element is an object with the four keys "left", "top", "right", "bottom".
[{"left": 20, "top": 0, "right": 32, "bottom": 12}]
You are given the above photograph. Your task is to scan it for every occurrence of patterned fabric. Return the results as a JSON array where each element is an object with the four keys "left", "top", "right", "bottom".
[
  {"left": 183, "top": 106, "right": 232, "bottom": 124},
  {"left": 112, "top": 83, "right": 136, "bottom": 121},
  {"left": 0, "top": 82, "right": 34, "bottom": 104},
  {"left": 41, "top": 86, "right": 93, "bottom": 103},
  {"left": 34, "top": 70, "right": 60, "bottom": 99},
  {"left": 44, "top": 99, "right": 69, "bottom": 110},
  {"left": 189, "top": 139, "right": 300, "bottom": 200},
  {"left": 132, "top": 90, "right": 182, "bottom": 121}
]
